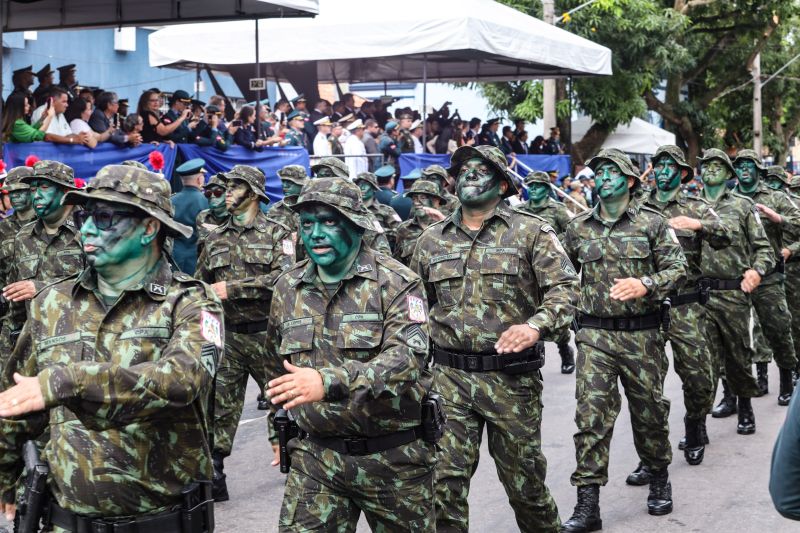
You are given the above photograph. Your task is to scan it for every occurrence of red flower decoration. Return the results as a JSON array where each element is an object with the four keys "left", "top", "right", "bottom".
[
  {"left": 149, "top": 150, "right": 165, "bottom": 172},
  {"left": 0, "top": 160, "right": 6, "bottom": 174},
  {"left": 74, "top": 178, "right": 86, "bottom": 188},
  {"left": 25, "top": 155, "right": 40, "bottom": 167}
]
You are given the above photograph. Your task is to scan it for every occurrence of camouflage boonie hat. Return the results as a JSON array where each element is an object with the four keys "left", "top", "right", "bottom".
[
  {"left": 421, "top": 164, "right": 448, "bottom": 181},
  {"left": 121, "top": 160, "right": 148, "bottom": 170},
  {"left": 733, "top": 149, "right": 766, "bottom": 173},
  {"left": 447, "top": 145, "right": 518, "bottom": 199},
  {"left": 63, "top": 165, "right": 192, "bottom": 239},
  {"left": 354, "top": 172, "right": 380, "bottom": 191},
  {"left": 652, "top": 144, "right": 694, "bottom": 183},
  {"left": 224, "top": 165, "right": 269, "bottom": 202},
  {"left": 586, "top": 148, "right": 639, "bottom": 182},
  {"left": 790, "top": 174, "right": 800, "bottom": 189},
  {"left": 277, "top": 165, "right": 308, "bottom": 185},
  {"left": 697, "top": 148, "right": 736, "bottom": 178},
  {"left": 291, "top": 177, "right": 379, "bottom": 232},
  {"left": 766, "top": 165, "right": 790, "bottom": 185},
  {"left": 204, "top": 173, "right": 227, "bottom": 189},
  {"left": 22, "top": 160, "right": 78, "bottom": 190},
  {"left": 311, "top": 157, "right": 350, "bottom": 179},
  {"left": 403, "top": 179, "right": 446, "bottom": 201},
  {"left": 523, "top": 171, "right": 551, "bottom": 187},
  {"left": 4, "top": 166, "right": 33, "bottom": 192}
]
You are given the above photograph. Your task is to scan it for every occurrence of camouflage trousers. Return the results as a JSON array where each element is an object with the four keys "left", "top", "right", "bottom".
[
  {"left": 212, "top": 330, "right": 269, "bottom": 457},
  {"left": 433, "top": 366, "right": 560, "bottom": 533},
  {"left": 705, "top": 290, "right": 760, "bottom": 397},
  {"left": 751, "top": 278, "right": 797, "bottom": 370},
  {"left": 663, "top": 302, "right": 715, "bottom": 419},
  {"left": 785, "top": 263, "right": 800, "bottom": 363},
  {"left": 571, "top": 328, "right": 671, "bottom": 486},
  {"left": 279, "top": 438, "right": 435, "bottom": 532}
]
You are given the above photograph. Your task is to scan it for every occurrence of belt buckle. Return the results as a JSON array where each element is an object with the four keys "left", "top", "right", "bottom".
[
  {"left": 464, "top": 355, "right": 481, "bottom": 371},
  {"left": 344, "top": 437, "right": 369, "bottom": 455},
  {"left": 614, "top": 317, "right": 629, "bottom": 331}
]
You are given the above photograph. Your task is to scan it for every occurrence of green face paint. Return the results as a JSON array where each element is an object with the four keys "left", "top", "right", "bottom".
[
  {"left": 299, "top": 205, "right": 362, "bottom": 282},
  {"left": 411, "top": 193, "right": 434, "bottom": 217},
  {"left": 735, "top": 159, "right": 759, "bottom": 192},
  {"left": 29, "top": 179, "right": 66, "bottom": 221},
  {"left": 282, "top": 180, "right": 303, "bottom": 197},
  {"left": 700, "top": 159, "right": 730, "bottom": 186},
  {"left": 766, "top": 177, "right": 785, "bottom": 191},
  {"left": 653, "top": 155, "right": 681, "bottom": 192},
  {"left": 356, "top": 180, "right": 375, "bottom": 202},
  {"left": 594, "top": 162, "right": 629, "bottom": 201},
  {"left": 9, "top": 190, "right": 32, "bottom": 212},
  {"left": 205, "top": 186, "right": 228, "bottom": 218},
  {"left": 425, "top": 175, "right": 444, "bottom": 193},
  {"left": 526, "top": 183, "right": 550, "bottom": 203},
  {"left": 456, "top": 158, "right": 502, "bottom": 207},
  {"left": 79, "top": 200, "right": 151, "bottom": 272},
  {"left": 315, "top": 167, "right": 336, "bottom": 178}
]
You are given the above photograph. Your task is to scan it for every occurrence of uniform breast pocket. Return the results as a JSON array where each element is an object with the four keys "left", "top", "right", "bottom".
[
  {"left": 619, "top": 238, "right": 652, "bottom": 277},
  {"left": 207, "top": 247, "right": 232, "bottom": 275},
  {"left": 279, "top": 320, "right": 315, "bottom": 362},
  {"left": 243, "top": 243, "right": 275, "bottom": 274},
  {"left": 336, "top": 320, "right": 383, "bottom": 361},
  {"left": 674, "top": 228, "right": 699, "bottom": 252},
  {"left": 15, "top": 256, "right": 40, "bottom": 281},
  {"left": 577, "top": 241, "right": 604, "bottom": 284},
  {"left": 116, "top": 327, "right": 171, "bottom": 366},
  {"left": 55, "top": 249, "right": 83, "bottom": 277},
  {"left": 428, "top": 258, "right": 463, "bottom": 308},
  {"left": 480, "top": 250, "right": 520, "bottom": 301}
]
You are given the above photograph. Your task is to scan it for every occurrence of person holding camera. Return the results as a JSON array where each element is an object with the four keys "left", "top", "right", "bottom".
[{"left": 160, "top": 90, "right": 199, "bottom": 144}]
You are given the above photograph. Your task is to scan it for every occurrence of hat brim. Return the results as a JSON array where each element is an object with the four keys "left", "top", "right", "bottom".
[
  {"left": 403, "top": 190, "right": 446, "bottom": 202},
  {"left": 4, "top": 183, "right": 30, "bottom": 192},
  {"left": 21, "top": 174, "right": 80, "bottom": 190},
  {"left": 697, "top": 155, "right": 737, "bottom": 179},
  {"left": 447, "top": 146, "right": 518, "bottom": 199},
  {"left": 651, "top": 150, "right": 695, "bottom": 183},
  {"left": 310, "top": 164, "right": 350, "bottom": 179},
  {"left": 291, "top": 199, "right": 380, "bottom": 233},
  {"left": 226, "top": 176, "right": 270, "bottom": 203},
  {"left": 63, "top": 189, "right": 193, "bottom": 239}
]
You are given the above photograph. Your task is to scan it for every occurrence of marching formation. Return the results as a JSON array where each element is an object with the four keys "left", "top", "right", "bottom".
[{"left": 0, "top": 141, "right": 794, "bottom": 533}]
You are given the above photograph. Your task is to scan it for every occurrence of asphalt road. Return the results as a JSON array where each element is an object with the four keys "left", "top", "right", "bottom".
[{"left": 217, "top": 340, "right": 799, "bottom": 532}]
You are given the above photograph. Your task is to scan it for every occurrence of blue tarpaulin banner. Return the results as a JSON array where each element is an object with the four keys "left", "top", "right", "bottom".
[
  {"left": 3, "top": 142, "right": 178, "bottom": 179},
  {"left": 176, "top": 145, "right": 309, "bottom": 203}
]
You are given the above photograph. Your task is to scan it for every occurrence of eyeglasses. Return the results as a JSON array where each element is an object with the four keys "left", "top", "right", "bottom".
[
  {"left": 204, "top": 189, "right": 225, "bottom": 198},
  {"left": 73, "top": 208, "right": 147, "bottom": 231}
]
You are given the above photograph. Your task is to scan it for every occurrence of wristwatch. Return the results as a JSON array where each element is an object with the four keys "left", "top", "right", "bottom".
[
  {"left": 526, "top": 321, "right": 540, "bottom": 333},
  {"left": 755, "top": 267, "right": 766, "bottom": 277},
  {"left": 639, "top": 276, "right": 654, "bottom": 294}
]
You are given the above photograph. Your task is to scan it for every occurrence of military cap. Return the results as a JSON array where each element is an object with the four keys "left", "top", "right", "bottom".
[
  {"left": 191, "top": 99, "right": 206, "bottom": 108},
  {"left": 204, "top": 173, "right": 227, "bottom": 189},
  {"left": 447, "top": 145, "right": 518, "bottom": 199},
  {"left": 486, "top": 118, "right": 500, "bottom": 126},
  {"left": 313, "top": 116, "right": 333, "bottom": 127},
  {"left": 374, "top": 165, "right": 397, "bottom": 179},
  {"left": 421, "top": 164, "right": 448, "bottom": 181},
  {"left": 347, "top": 119, "right": 365, "bottom": 131},
  {"left": 586, "top": 148, "right": 640, "bottom": 185},
  {"left": 523, "top": 170, "right": 551, "bottom": 186},
  {"left": 398, "top": 111, "right": 414, "bottom": 120},
  {"left": 176, "top": 158, "right": 206, "bottom": 177},
  {"left": 652, "top": 144, "right": 694, "bottom": 183},
  {"left": 169, "top": 90, "right": 192, "bottom": 104},
  {"left": 64, "top": 165, "right": 192, "bottom": 239},
  {"left": 292, "top": 177, "right": 378, "bottom": 232},
  {"left": 291, "top": 93, "right": 307, "bottom": 105},
  {"left": 22, "top": 160, "right": 78, "bottom": 190},
  {"left": 354, "top": 172, "right": 380, "bottom": 190},
  {"left": 118, "top": 98, "right": 129, "bottom": 106},
  {"left": 697, "top": 148, "right": 736, "bottom": 177},
  {"left": 13, "top": 65, "right": 32, "bottom": 76},
  {"left": 287, "top": 110, "right": 304, "bottom": 121},
  {"left": 401, "top": 168, "right": 422, "bottom": 182},
  {"left": 35, "top": 64, "right": 53, "bottom": 78},
  {"left": 224, "top": 165, "right": 269, "bottom": 202},
  {"left": 206, "top": 104, "right": 221, "bottom": 115},
  {"left": 121, "top": 160, "right": 148, "bottom": 170},
  {"left": 385, "top": 121, "right": 399, "bottom": 132},
  {"left": 403, "top": 179, "right": 446, "bottom": 201},
  {"left": 766, "top": 165, "right": 790, "bottom": 185},
  {"left": 733, "top": 149, "right": 766, "bottom": 172},
  {"left": 57, "top": 64, "right": 76, "bottom": 73},
  {"left": 277, "top": 165, "right": 308, "bottom": 185},
  {"left": 4, "top": 166, "right": 33, "bottom": 192},
  {"left": 311, "top": 157, "right": 350, "bottom": 179}
]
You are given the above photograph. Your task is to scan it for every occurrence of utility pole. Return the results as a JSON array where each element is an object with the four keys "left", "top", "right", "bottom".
[
  {"left": 752, "top": 52, "right": 762, "bottom": 155},
  {"left": 542, "top": 0, "right": 556, "bottom": 133}
]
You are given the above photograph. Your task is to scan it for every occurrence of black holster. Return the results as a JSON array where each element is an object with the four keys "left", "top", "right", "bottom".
[
  {"left": 661, "top": 298, "right": 672, "bottom": 332},
  {"left": 14, "top": 441, "right": 49, "bottom": 533},
  {"left": 272, "top": 408, "right": 300, "bottom": 474},
  {"left": 420, "top": 392, "right": 447, "bottom": 444}
]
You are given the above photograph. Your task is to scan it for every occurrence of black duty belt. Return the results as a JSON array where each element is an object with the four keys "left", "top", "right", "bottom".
[
  {"left": 225, "top": 320, "right": 268, "bottom": 334},
  {"left": 432, "top": 344, "right": 544, "bottom": 374},
  {"left": 698, "top": 277, "right": 742, "bottom": 291},
  {"left": 49, "top": 502, "right": 187, "bottom": 533},
  {"left": 670, "top": 291, "right": 701, "bottom": 306},
  {"left": 577, "top": 312, "right": 661, "bottom": 331},
  {"left": 306, "top": 426, "right": 424, "bottom": 456}
]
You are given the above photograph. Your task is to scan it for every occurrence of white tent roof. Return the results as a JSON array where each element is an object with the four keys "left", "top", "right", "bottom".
[
  {"left": 1, "top": 0, "right": 318, "bottom": 31},
  {"left": 572, "top": 116, "right": 676, "bottom": 155},
  {"left": 149, "top": 0, "right": 612, "bottom": 82}
]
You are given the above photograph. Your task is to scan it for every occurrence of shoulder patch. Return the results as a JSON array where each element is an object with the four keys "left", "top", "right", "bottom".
[
  {"left": 407, "top": 295, "right": 427, "bottom": 323},
  {"left": 201, "top": 310, "right": 223, "bottom": 348}
]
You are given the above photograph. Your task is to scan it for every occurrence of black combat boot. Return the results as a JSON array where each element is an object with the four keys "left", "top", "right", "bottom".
[
  {"left": 756, "top": 362, "right": 769, "bottom": 396},
  {"left": 736, "top": 396, "right": 755, "bottom": 435},
  {"left": 625, "top": 462, "right": 651, "bottom": 486},
  {"left": 647, "top": 469, "right": 673, "bottom": 516},
  {"left": 562, "top": 485, "right": 602, "bottom": 532},
  {"left": 678, "top": 415, "right": 710, "bottom": 451},
  {"left": 711, "top": 380, "right": 737, "bottom": 418},
  {"left": 778, "top": 368, "right": 794, "bottom": 406},
  {"left": 559, "top": 342, "right": 576, "bottom": 374},
  {"left": 212, "top": 452, "right": 230, "bottom": 502},
  {"left": 683, "top": 417, "right": 705, "bottom": 466}
]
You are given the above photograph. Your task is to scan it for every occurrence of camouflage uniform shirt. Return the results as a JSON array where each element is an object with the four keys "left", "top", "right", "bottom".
[
  {"left": 195, "top": 209, "right": 229, "bottom": 244},
  {"left": 515, "top": 198, "right": 573, "bottom": 240}
]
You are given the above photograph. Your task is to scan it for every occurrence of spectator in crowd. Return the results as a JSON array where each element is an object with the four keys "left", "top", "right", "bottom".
[
  {"left": 466, "top": 117, "right": 482, "bottom": 143},
  {"left": 274, "top": 98, "right": 290, "bottom": 124},
  {"left": 513, "top": 118, "right": 526, "bottom": 139},
  {"left": 121, "top": 113, "right": 145, "bottom": 147},
  {"left": 330, "top": 121, "right": 345, "bottom": 158},
  {"left": 512, "top": 130, "right": 530, "bottom": 154},
  {"left": 192, "top": 104, "right": 229, "bottom": 151},
  {"left": 341, "top": 92, "right": 356, "bottom": 117},
  {"left": 410, "top": 119, "right": 425, "bottom": 154},
  {"left": 32, "top": 64, "right": 54, "bottom": 107},
  {"left": 478, "top": 118, "right": 501, "bottom": 147},
  {"left": 89, "top": 91, "right": 131, "bottom": 146},
  {"left": 161, "top": 90, "right": 199, "bottom": 143},
  {"left": 344, "top": 119, "right": 368, "bottom": 178},
  {"left": 358, "top": 100, "right": 376, "bottom": 122},
  {"left": 28, "top": 87, "right": 89, "bottom": 145},
  {"left": 309, "top": 98, "right": 329, "bottom": 125},
  {"left": 569, "top": 180, "right": 589, "bottom": 209},
  {"left": 1, "top": 92, "right": 79, "bottom": 144},
  {"left": 79, "top": 87, "right": 95, "bottom": 105},
  {"left": 544, "top": 126, "right": 564, "bottom": 154},
  {"left": 118, "top": 98, "right": 129, "bottom": 120},
  {"left": 531, "top": 135, "right": 546, "bottom": 154},
  {"left": 137, "top": 89, "right": 189, "bottom": 143},
  {"left": 64, "top": 96, "right": 99, "bottom": 148},
  {"left": 363, "top": 119, "right": 380, "bottom": 171},
  {"left": 208, "top": 95, "right": 230, "bottom": 129},
  {"left": 561, "top": 176, "right": 573, "bottom": 198},
  {"left": 500, "top": 125, "right": 515, "bottom": 155},
  {"left": 312, "top": 116, "right": 333, "bottom": 159},
  {"left": 55, "top": 64, "right": 78, "bottom": 101},
  {"left": 233, "top": 105, "right": 267, "bottom": 151}
]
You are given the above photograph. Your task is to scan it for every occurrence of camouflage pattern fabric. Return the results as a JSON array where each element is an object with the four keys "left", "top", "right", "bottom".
[
  {"left": 515, "top": 198, "right": 573, "bottom": 240},
  {"left": 364, "top": 199, "right": 402, "bottom": 247},
  {"left": 265, "top": 245, "right": 434, "bottom": 531},
  {"left": 562, "top": 202, "right": 687, "bottom": 487},
  {"left": 783, "top": 193, "right": 800, "bottom": 364},
  {"left": 195, "top": 209, "right": 229, "bottom": 247},
  {"left": 0, "top": 257, "right": 223, "bottom": 516},
  {"left": 411, "top": 203, "right": 579, "bottom": 532},
  {"left": 393, "top": 212, "right": 438, "bottom": 266},
  {"left": 643, "top": 190, "right": 731, "bottom": 419},
  {"left": 0, "top": 210, "right": 35, "bottom": 327}
]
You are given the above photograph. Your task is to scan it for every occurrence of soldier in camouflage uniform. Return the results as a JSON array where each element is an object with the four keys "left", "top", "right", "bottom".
[
  {"left": 195, "top": 164, "right": 294, "bottom": 502},
  {"left": 312, "top": 158, "right": 392, "bottom": 256},
  {"left": 516, "top": 170, "right": 577, "bottom": 374},
  {"left": 562, "top": 148, "right": 687, "bottom": 531},
  {"left": 268, "top": 165, "right": 308, "bottom": 234},
  {"left": 354, "top": 172, "right": 402, "bottom": 247},
  {"left": 733, "top": 150, "right": 800, "bottom": 405},
  {"left": 775, "top": 167, "right": 800, "bottom": 384},
  {"left": 195, "top": 173, "right": 229, "bottom": 245},
  {"left": 1, "top": 161, "right": 84, "bottom": 356},
  {"left": 698, "top": 149, "right": 774, "bottom": 434},
  {"left": 419, "top": 164, "right": 459, "bottom": 216},
  {"left": 393, "top": 180, "right": 446, "bottom": 266},
  {"left": 411, "top": 145, "right": 580, "bottom": 533},
  {"left": 397, "top": 112, "right": 416, "bottom": 154},
  {"left": 264, "top": 177, "right": 436, "bottom": 532},
  {"left": 0, "top": 164, "right": 222, "bottom": 531},
  {"left": 631, "top": 145, "right": 730, "bottom": 476}
]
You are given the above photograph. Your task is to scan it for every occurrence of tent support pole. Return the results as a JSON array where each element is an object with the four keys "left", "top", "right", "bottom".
[
  {"left": 255, "top": 18, "right": 261, "bottom": 138},
  {"left": 195, "top": 63, "right": 201, "bottom": 99},
  {"left": 422, "top": 55, "right": 427, "bottom": 150}
]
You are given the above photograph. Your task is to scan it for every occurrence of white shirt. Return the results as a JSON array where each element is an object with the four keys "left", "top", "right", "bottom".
[
  {"left": 313, "top": 132, "right": 332, "bottom": 158},
  {"left": 412, "top": 135, "right": 424, "bottom": 154},
  {"left": 32, "top": 104, "right": 72, "bottom": 136},
  {"left": 70, "top": 119, "right": 93, "bottom": 136},
  {"left": 344, "top": 134, "right": 367, "bottom": 179}
]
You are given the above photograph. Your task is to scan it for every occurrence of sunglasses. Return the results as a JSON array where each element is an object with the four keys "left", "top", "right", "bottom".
[
  {"left": 73, "top": 208, "right": 147, "bottom": 231},
  {"left": 204, "top": 189, "right": 225, "bottom": 198}
]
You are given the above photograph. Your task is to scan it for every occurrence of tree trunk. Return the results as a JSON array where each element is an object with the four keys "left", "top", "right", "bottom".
[
  {"left": 571, "top": 123, "right": 611, "bottom": 171},
  {"left": 556, "top": 79, "right": 570, "bottom": 151}
]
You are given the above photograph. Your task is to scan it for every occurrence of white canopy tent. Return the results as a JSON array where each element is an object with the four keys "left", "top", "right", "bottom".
[
  {"left": 149, "top": 0, "right": 612, "bottom": 82},
  {"left": 572, "top": 116, "right": 676, "bottom": 155}
]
